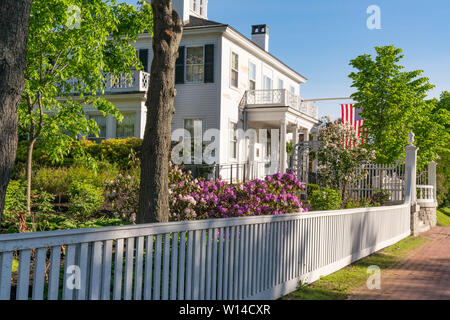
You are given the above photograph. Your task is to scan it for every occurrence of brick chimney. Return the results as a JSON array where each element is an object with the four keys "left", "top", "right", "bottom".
[{"left": 252, "top": 25, "right": 269, "bottom": 52}]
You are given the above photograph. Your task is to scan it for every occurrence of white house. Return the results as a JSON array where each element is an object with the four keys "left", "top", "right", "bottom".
[{"left": 84, "top": 0, "right": 319, "bottom": 178}]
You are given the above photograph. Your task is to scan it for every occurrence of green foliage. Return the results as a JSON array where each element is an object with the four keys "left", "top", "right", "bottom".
[
  {"left": 309, "top": 187, "right": 342, "bottom": 211},
  {"left": 35, "top": 192, "right": 56, "bottom": 214},
  {"left": 4, "top": 181, "right": 27, "bottom": 214},
  {"left": 17, "top": 0, "right": 153, "bottom": 212},
  {"left": 371, "top": 189, "right": 391, "bottom": 206},
  {"left": 435, "top": 92, "right": 450, "bottom": 206},
  {"left": 437, "top": 207, "right": 450, "bottom": 227},
  {"left": 105, "top": 170, "right": 140, "bottom": 223},
  {"left": 32, "top": 164, "right": 118, "bottom": 199},
  {"left": 68, "top": 181, "right": 104, "bottom": 220},
  {"left": 349, "top": 46, "right": 448, "bottom": 167},
  {"left": 81, "top": 138, "right": 143, "bottom": 169},
  {"left": 1, "top": 212, "right": 126, "bottom": 233},
  {"left": 306, "top": 184, "right": 320, "bottom": 199}
]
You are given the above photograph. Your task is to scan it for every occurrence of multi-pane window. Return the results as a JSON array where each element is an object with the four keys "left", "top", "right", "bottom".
[
  {"left": 88, "top": 115, "right": 107, "bottom": 140},
  {"left": 231, "top": 52, "right": 239, "bottom": 88},
  {"left": 184, "top": 118, "right": 203, "bottom": 140},
  {"left": 229, "top": 121, "right": 237, "bottom": 159},
  {"left": 279, "top": 79, "right": 284, "bottom": 89},
  {"left": 249, "top": 62, "right": 256, "bottom": 90},
  {"left": 184, "top": 119, "right": 203, "bottom": 163},
  {"left": 186, "top": 46, "right": 204, "bottom": 83},
  {"left": 191, "top": 0, "right": 206, "bottom": 16},
  {"left": 116, "top": 113, "right": 135, "bottom": 138}
]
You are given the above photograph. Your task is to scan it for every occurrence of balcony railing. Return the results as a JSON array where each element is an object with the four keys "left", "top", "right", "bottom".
[
  {"left": 66, "top": 70, "right": 150, "bottom": 95},
  {"left": 104, "top": 70, "right": 150, "bottom": 93},
  {"left": 243, "top": 89, "right": 319, "bottom": 119}
]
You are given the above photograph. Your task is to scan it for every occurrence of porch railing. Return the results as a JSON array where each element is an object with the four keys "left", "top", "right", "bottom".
[{"left": 243, "top": 89, "right": 319, "bottom": 119}]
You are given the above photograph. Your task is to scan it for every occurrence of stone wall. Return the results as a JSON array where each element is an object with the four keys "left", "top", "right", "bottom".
[{"left": 411, "top": 202, "right": 437, "bottom": 236}]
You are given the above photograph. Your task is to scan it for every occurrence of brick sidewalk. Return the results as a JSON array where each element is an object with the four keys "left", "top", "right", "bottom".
[{"left": 349, "top": 226, "right": 450, "bottom": 300}]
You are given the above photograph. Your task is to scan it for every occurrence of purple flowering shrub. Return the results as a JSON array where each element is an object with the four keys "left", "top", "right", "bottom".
[
  {"left": 169, "top": 167, "right": 307, "bottom": 221},
  {"left": 105, "top": 163, "right": 307, "bottom": 223}
]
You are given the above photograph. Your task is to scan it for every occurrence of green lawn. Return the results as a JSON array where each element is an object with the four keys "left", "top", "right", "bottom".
[
  {"left": 437, "top": 207, "right": 450, "bottom": 227},
  {"left": 283, "top": 236, "right": 428, "bottom": 300}
]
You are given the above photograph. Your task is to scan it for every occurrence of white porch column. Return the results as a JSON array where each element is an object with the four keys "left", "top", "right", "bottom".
[
  {"left": 280, "top": 120, "right": 287, "bottom": 173},
  {"left": 293, "top": 126, "right": 299, "bottom": 146}
]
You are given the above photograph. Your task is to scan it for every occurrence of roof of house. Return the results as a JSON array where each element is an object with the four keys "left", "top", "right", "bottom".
[{"left": 183, "top": 16, "right": 307, "bottom": 81}]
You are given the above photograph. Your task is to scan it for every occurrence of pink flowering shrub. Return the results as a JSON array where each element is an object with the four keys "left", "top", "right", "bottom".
[
  {"left": 105, "top": 164, "right": 307, "bottom": 223},
  {"left": 169, "top": 166, "right": 307, "bottom": 221}
]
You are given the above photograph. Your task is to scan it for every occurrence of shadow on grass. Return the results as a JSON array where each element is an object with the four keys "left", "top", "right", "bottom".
[{"left": 283, "top": 236, "right": 428, "bottom": 300}]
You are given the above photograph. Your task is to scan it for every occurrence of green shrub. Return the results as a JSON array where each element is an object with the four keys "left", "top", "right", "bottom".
[
  {"left": 307, "top": 184, "right": 320, "bottom": 199},
  {"left": 4, "top": 181, "right": 27, "bottom": 213},
  {"left": 34, "top": 192, "right": 56, "bottom": 214},
  {"left": 32, "top": 165, "right": 118, "bottom": 202},
  {"left": 81, "top": 138, "right": 142, "bottom": 168},
  {"left": 372, "top": 189, "right": 391, "bottom": 206},
  {"left": 309, "top": 187, "right": 342, "bottom": 211},
  {"left": 68, "top": 181, "right": 104, "bottom": 220}
]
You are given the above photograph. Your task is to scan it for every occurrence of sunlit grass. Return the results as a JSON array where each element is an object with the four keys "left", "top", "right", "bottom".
[{"left": 283, "top": 236, "right": 428, "bottom": 300}]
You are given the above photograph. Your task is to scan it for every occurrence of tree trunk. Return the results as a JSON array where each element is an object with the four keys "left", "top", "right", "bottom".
[
  {"left": 138, "top": 0, "right": 183, "bottom": 223},
  {"left": 0, "top": 1, "right": 33, "bottom": 222}
]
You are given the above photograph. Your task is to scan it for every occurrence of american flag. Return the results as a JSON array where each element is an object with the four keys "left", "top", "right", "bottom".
[{"left": 341, "top": 104, "right": 365, "bottom": 148}]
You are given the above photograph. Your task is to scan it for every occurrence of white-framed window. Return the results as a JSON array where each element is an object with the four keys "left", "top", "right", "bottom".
[
  {"left": 184, "top": 118, "right": 203, "bottom": 140},
  {"left": 229, "top": 121, "right": 237, "bottom": 160},
  {"left": 249, "top": 62, "right": 256, "bottom": 90},
  {"left": 290, "top": 86, "right": 296, "bottom": 94},
  {"left": 88, "top": 114, "right": 107, "bottom": 141},
  {"left": 231, "top": 52, "right": 239, "bottom": 88},
  {"left": 264, "top": 75, "right": 273, "bottom": 103},
  {"left": 279, "top": 79, "right": 284, "bottom": 89},
  {"left": 191, "top": 0, "right": 206, "bottom": 16},
  {"left": 186, "top": 46, "right": 204, "bottom": 83},
  {"left": 116, "top": 113, "right": 136, "bottom": 138}
]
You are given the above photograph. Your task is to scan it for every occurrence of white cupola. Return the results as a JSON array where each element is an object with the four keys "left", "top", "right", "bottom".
[{"left": 173, "top": 0, "right": 208, "bottom": 23}]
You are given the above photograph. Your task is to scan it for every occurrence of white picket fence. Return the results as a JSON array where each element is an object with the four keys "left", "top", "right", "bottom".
[
  {"left": 0, "top": 144, "right": 419, "bottom": 301},
  {"left": 0, "top": 204, "right": 411, "bottom": 301}
]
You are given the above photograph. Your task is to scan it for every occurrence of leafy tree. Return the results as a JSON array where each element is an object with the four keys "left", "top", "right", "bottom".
[
  {"left": 314, "top": 119, "right": 376, "bottom": 202},
  {"left": 0, "top": 1, "right": 33, "bottom": 223},
  {"left": 349, "top": 45, "right": 448, "bottom": 168},
  {"left": 19, "top": 0, "right": 153, "bottom": 216},
  {"left": 138, "top": 0, "right": 183, "bottom": 223},
  {"left": 434, "top": 91, "right": 450, "bottom": 206}
]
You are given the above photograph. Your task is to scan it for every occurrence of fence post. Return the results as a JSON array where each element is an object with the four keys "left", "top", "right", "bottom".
[
  {"left": 428, "top": 161, "right": 437, "bottom": 203},
  {"left": 404, "top": 139, "right": 419, "bottom": 203}
]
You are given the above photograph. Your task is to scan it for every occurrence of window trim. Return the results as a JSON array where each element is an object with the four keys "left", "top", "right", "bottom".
[
  {"left": 185, "top": 46, "right": 205, "bottom": 84},
  {"left": 230, "top": 51, "right": 239, "bottom": 89},
  {"left": 116, "top": 112, "right": 136, "bottom": 139},
  {"left": 248, "top": 61, "right": 257, "bottom": 90},
  {"left": 229, "top": 120, "right": 238, "bottom": 160}
]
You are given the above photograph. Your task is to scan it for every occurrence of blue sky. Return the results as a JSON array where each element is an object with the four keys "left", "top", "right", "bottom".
[{"left": 125, "top": 0, "right": 450, "bottom": 119}]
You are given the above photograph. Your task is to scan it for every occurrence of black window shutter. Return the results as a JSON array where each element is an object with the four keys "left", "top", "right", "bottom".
[
  {"left": 204, "top": 44, "right": 214, "bottom": 83},
  {"left": 175, "top": 46, "right": 185, "bottom": 84},
  {"left": 138, "top": 49, "right": 149, "bottom": 73}
]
